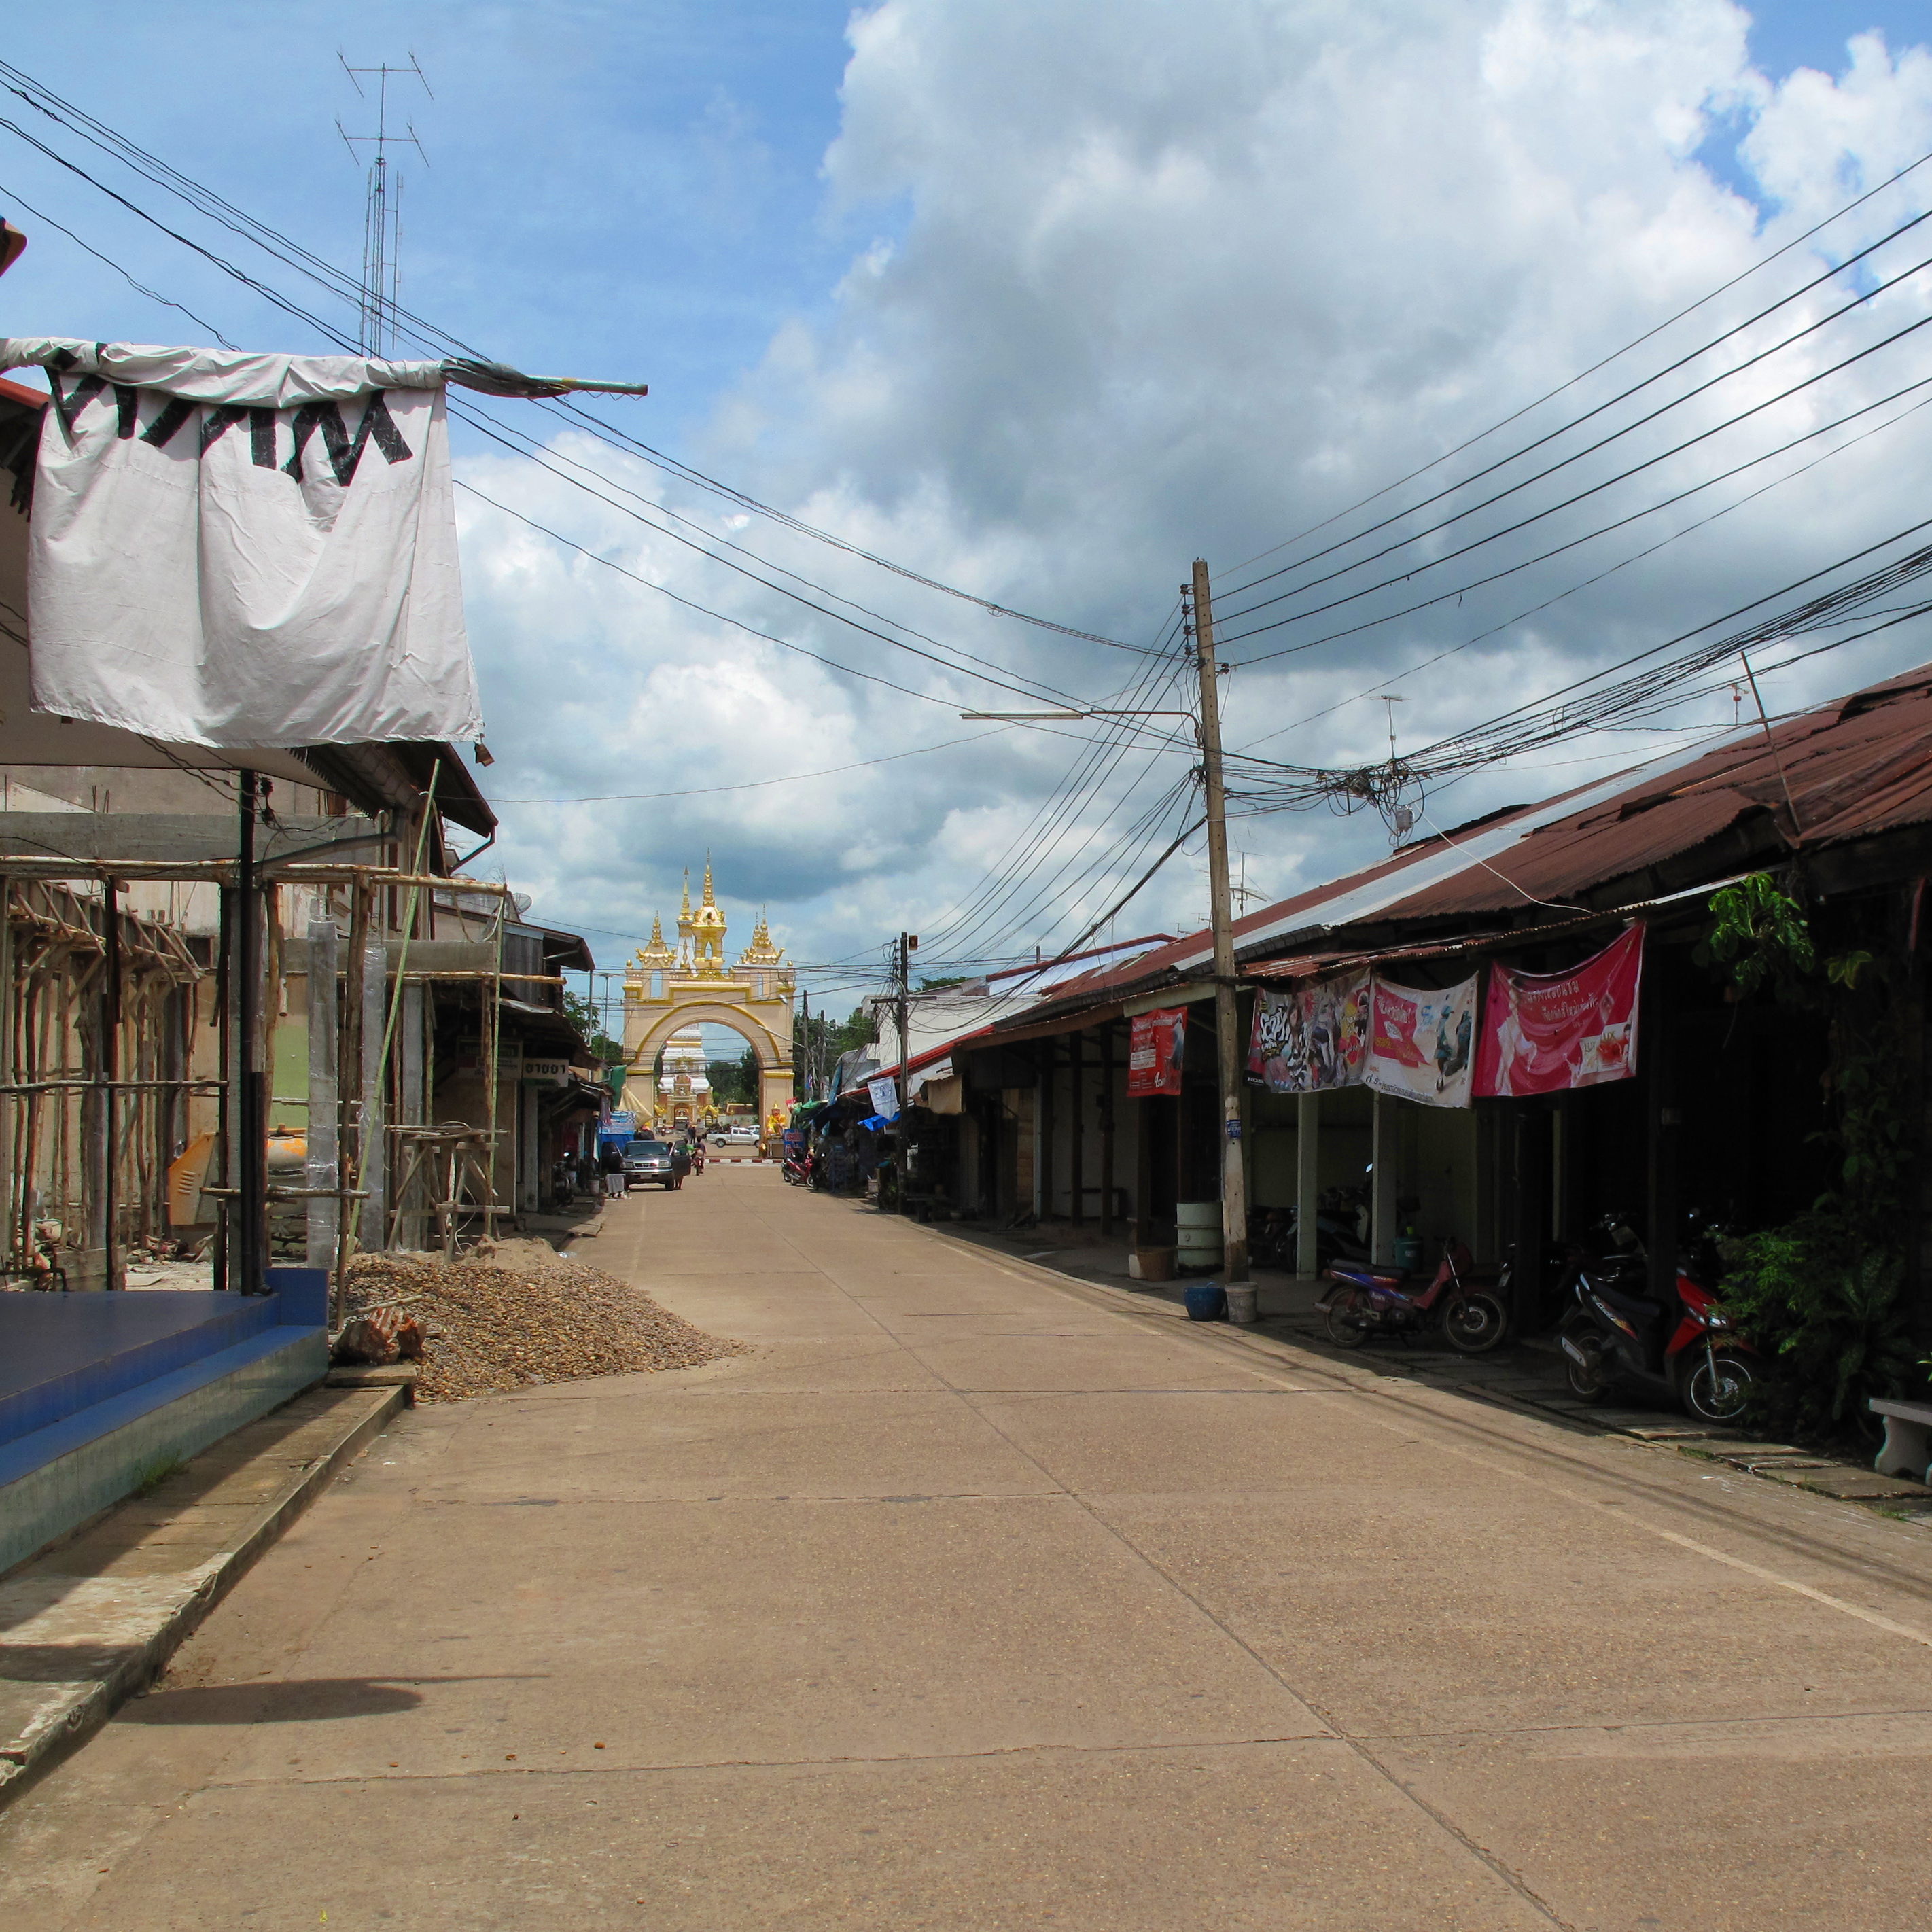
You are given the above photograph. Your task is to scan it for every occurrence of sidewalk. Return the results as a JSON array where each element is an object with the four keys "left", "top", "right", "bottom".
[{"left": 7, "top": 1170, "right": 1932, "bottom": 1929}]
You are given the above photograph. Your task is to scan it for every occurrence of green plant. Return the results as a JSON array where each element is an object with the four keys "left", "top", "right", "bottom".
[
  {"left": 1717, "top": 1216, "right": 1920, "bottom": 1440},
  {"left": 1700, "top": 873, "right": 1815, "bottom": 1000}
]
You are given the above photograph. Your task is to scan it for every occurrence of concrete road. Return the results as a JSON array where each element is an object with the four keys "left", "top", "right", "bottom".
[{"left": 7, "top": 1168, "right": 1932, "bottom": 1929}]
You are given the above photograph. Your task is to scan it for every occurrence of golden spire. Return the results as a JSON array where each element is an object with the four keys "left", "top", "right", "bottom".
[
  {"left": 680, "top": 869, "right": 692, "bottom": 919},
  {"left": 738, "top": 903, "right": 787, "bottom": 968},
  {"left": 702, "top": 851, "right": 716, "bottom": 909},
  {"left": 635, "top": 911, "right": 677, "bottom": 969}
]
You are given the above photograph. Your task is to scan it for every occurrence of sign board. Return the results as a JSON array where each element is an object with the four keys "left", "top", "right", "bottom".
[
  {"left": 1246, "top": 970, "right": 1371, "bottom": 1093},
  {"left": 1127, "top": 1007, "right": 1186, "bottom": 1097},
  {"left": 1363, "top": 974, "right": 1479, "bottom": 1110},
  {"left": 867, "top": 1074, "right": 901, "bottom": 1121},
  {"left": 521, "top": 1057, "right": 572, "bottom": 1086},
  {"left": 1474, "top": 926, "right": 1644, "bottom": 1097}
]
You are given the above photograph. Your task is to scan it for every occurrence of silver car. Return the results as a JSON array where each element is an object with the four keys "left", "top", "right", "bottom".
[{"left": 623, "top": 1138, "right": 680, "bottom": 1190}]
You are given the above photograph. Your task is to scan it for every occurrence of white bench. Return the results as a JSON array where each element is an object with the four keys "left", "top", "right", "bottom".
[{"left": 1870, "top": 1398, "right": 1932, "bottom": 1482}]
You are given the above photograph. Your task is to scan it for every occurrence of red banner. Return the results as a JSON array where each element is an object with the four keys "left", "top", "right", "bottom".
[
  {"left": 1127, "top": 1006, "right": 1187, "bottom": 1097},
  {"left": 1473, "top": 926, "right": 1643, "bottom": 1097}
]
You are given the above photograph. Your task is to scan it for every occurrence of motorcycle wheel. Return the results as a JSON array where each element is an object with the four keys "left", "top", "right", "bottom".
[
  {"left": 1324, "top": 1286, "right": 1373, "bottom": 1349},
  {"left": 1441, "top": 1290, "right": 1509, "bottom": 1355},
  {"left": 1560, "top": 1316, "right": 1610, "bottom": 1404},
  {"left": 1684, "top": 1350, "right": 1755, "bottom": 1424}
]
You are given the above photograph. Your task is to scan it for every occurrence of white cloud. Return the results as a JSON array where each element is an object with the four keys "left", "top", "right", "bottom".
[{"left": 467, "top": 1, "right": 1932, "bottom": 991}]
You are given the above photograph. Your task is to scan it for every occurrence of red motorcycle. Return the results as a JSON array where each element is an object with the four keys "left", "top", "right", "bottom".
[
  {"left": 1558, "top": 1216, "right": 1755, "bottom": 1423},
  {"left": 1317, "top": 1238, "right": 1509, "bottom": 1354}
]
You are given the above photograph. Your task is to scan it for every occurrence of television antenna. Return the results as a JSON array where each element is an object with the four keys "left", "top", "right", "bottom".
[{"left": 338, "top": 53, "right": 431, "bottom": 357}]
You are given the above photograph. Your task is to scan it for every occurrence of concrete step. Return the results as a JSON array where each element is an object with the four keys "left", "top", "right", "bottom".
[{"left": 0, "top": 1382, "right": 402, "bottom": 1808}]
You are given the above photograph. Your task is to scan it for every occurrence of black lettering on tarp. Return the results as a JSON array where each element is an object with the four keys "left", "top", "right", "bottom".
[
  {"left": 48, "top": 372, "right": 106, "bottom": 436},
  {"left": 281, "top": 393, "right": 414, "bottom": 486},
  {"left": 198, "top": 404, "right": 249, "bottom": 454},
  {"left": 281, "top": 402, "right": 326, "bottom": 482},
  {"left": 141, "top": 396, "right": 197, "bottom": 449},
  {"left": 249, "top": 408, "right": 277, "bottom": 468},
  {"left": 112, "top": 386, "right": 139, "bottom": 440},
  {"left": 358, "top": 393, "right": 412, "bottom": 465}
]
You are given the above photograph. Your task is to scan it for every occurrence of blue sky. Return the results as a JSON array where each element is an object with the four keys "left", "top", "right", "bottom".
[{"left": 4, "top": 3, "right": 1932, "bottom": 1013}]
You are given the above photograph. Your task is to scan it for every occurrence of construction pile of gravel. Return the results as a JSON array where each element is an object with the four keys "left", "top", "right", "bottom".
[{"left": 340, "top": 1244, "right": 747, "bottom": 1403}]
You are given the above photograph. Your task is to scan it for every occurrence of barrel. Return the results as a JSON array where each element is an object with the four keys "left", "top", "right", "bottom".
[{"left": 1176, "top": 1201, "right": 1224, "bottom": 1271}]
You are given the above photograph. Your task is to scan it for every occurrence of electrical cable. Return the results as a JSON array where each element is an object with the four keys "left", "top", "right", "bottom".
[
  {"left": 1218, "top": 211, "right": 1932, "bottom": 610},
  {"left": 1218, "top": 139, "right": 1932, "bottom": 581},
  {"left": 1216, "top": 311, "right": 1932, "bottom": 650}
]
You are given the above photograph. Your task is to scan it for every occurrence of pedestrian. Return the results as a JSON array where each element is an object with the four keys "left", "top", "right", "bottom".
[{"left": 600, "top": 1138, "right": 627, "bottom": 1199}]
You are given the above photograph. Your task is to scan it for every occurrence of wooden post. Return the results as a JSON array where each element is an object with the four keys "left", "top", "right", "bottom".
[
  {"left": 1069, "top": 1032, "right": 1085, "bottom": 1227},
  {"left": 1188, "top": 560, "right": 1252, "bottom": 1316},
  {"left": 1296, "top": 1091, "right": 1321, "bottom": 1278},
  {"left": 305, "top": 913, "right": 340, "bottom": 1280},
  {"left": 1100, "top": 1025, "right": 1117, "bottom": 1237},
  {"left": 0, "top": 875, "right": 12, "bottom": 1267},
  {"left": 103, "top": 879, "right": 121, "bottom": 1288},
  {"left": 397, "top": 980, "right": 426, "bottom": 1248},
  {"left": 1037, "top": 1043, "right": 1056, "bottom": 1218},
  {"left": 357, "top": 932, "right": 387, "bottom": 1252}
]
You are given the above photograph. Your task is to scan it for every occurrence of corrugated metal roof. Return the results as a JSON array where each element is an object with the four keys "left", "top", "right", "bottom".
[{"left": 1003, "top": 659, "right": 1932, "bottom": 1027}]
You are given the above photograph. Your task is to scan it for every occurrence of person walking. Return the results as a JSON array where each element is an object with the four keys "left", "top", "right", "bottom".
[{"left": 600, "top": 1138, "right": 627, "bottom": 1199}]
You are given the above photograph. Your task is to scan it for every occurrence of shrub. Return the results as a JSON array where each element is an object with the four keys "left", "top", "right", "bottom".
[{"left": 1716, "top": 1214, "right": 1921, "bottom": 1441}]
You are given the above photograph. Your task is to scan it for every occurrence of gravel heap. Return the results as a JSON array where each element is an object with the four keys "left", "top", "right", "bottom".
[{"left": 340, "top": 1248, "right": 747, "bottom": 1403}]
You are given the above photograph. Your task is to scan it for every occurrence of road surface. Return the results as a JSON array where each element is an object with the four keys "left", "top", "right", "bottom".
[{"left": 5, "top": 1166, "right": 1932, "bottom": 1928}]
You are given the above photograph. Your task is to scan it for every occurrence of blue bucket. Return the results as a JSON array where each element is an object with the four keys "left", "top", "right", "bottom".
[{"left": 1183, "top": 1282, "right": 1227, "bottom": 1322}]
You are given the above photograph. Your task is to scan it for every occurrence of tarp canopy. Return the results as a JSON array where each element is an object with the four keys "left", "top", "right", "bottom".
[{"left": 0, "top": 340, "right": 481, "bottom": 750}]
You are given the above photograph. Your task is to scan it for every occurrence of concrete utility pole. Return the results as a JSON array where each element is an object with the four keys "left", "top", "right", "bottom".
[
  {"left": 1187, "top": 559, "right": 1253, "bottom": 1320},
  {"left": 896, "top": 933, "right": 917, "bottom": 1104}
]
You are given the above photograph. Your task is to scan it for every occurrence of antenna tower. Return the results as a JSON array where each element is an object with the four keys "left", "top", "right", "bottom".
[{"left": 338, "top": 53, "right": 431, "bottom": 357}]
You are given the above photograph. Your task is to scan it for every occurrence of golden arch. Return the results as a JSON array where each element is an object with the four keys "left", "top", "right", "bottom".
[{"left": 627, "top": 1002, "right": 788, "bottom": 1074}]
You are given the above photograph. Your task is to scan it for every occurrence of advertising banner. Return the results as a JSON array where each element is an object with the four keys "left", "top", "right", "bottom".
[
  {"left": 1473, "top": 925, "right": 1645, "bottom": 1097},
  {"left": 1246, "top": 970, "right": 1370, "bottom": 1093},
  {"left": 1365, "top": 974, "right": 1479, "bottom": 1108},
  {"left": 1126, "top": 1007, "right": 1187, "bottom": 1097},
  {"left": 3, "top": 338, "right": 480, "bottom": 748},
  {"left": 867, "top": 1074, "right": 902, "bottom": 1121}
]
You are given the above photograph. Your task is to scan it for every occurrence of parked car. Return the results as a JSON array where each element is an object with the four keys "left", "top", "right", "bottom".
[
  {"left": 715, "top": 1125, "right": 758, "bottom": 1145},
  {"left": 624, "top": 1138, "right": 680, "bottom": 1190}
]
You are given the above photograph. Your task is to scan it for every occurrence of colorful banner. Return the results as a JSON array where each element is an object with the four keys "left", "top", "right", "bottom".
[
  {"left": 1246, "top": 970, "right": 1370, "bottom": 1093},
  {"left": 1473, "top": 926, "right": 1644, "bottom": 1097},
  {"left": 1127, "top": 1007, "right": 1187, "bottom": 1097},
  {"left": 1365, "top": 974, "right": 1479, "bottom": 1108}
]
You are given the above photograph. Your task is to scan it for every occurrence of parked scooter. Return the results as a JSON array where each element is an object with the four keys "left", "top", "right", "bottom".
[
  {"left": 1317, "top": 1237, "right": 1509, "bottom": 1354},
  {"left": 1557, "top": 1212, "right": 1755, "bottom": 1423},
  {"left": 782, "top": 1147, "right": 816, "bottom": 1187}
]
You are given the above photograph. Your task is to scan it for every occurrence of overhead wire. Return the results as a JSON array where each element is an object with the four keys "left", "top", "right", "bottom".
[
  {"left": 1218, "top": 139, "right": 1932, "bottom": 582},
  {"left": 1217, "top": 207, "right": 1932, "bottom": 611}
]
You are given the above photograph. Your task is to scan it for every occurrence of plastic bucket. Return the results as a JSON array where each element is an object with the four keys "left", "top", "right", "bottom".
[
  {"left": 1184, "top": 1282, "right": 1227, "bottom": 1322},
  {"left": 1394, "top": 1235, "right": 1423, "bottom": 1271},
  {"left": 1176, "top": 1201, "right": 1224, "bottom": 1271}
]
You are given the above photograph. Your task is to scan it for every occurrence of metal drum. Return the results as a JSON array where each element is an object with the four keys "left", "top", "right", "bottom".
[{"left": 1176, "top": 1201, "right": 1224, "bottom": 1271}]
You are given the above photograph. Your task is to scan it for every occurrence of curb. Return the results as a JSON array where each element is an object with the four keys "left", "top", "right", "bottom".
[{"left": 0, "top": 1382, "right": 404, "bottom": 1809}]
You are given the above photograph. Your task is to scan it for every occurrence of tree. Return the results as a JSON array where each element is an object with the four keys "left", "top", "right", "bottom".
[
  {"left": 561, "top": 991, "right": 626, "bottom": 1068},
  {"left": 794, "top": 1004, "right": 875, "bottom": 1097}
]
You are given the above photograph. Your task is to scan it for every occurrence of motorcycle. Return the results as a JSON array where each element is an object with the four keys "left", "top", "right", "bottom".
[
  {"left": 783, "top": 1148, "right": 818, "bottom": 1188},
  {"left": 1557, "top": 1212, "right": 1755, "bottom": 1424},
  {"left": 1246, "top": 1201, "right": 1371, "bottom": 1274},
  {"left": 1317, "top": 1237, "right": 1509, "bottom": 1354}
]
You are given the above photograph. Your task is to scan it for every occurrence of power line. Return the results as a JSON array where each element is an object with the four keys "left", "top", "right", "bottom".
[
  {"left": 1218, "top": 139, "right": 1932, "bottom": 582},
  {"left": 1218, "top": 205, "right": 1932, "bottom": 611}
]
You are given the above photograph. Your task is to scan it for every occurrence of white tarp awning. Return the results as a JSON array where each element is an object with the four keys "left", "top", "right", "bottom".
[{"left": 1, "top": 338, "right": 482, "bottom": 750}]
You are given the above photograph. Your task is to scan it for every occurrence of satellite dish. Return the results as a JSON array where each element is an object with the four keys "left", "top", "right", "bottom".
[{"left": 513, "top": 892, "right": 532, "bottom": 916}]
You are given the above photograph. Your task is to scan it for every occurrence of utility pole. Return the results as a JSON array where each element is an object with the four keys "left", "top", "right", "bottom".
[
  {"left": 896, "top": 934, "right": 917, "bottom": 1106},
  {"left": 1186, "top": 559, "right": 1252, "bottom": 1320}
]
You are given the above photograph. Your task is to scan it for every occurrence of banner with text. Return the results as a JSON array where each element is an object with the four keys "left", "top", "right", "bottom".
[
  {"left": 1127, "top": 1007, "right": 1187, "bottom": 1097},
  {"left": 1246, "top": 970, "right": 1370, "bottom": 1093},
  {"left": 1365, "top": 974, "right": 1479, "bottom": 1108},
  {"left": 1473, "top": 926, "right": 1645, "bottom": 1097}
]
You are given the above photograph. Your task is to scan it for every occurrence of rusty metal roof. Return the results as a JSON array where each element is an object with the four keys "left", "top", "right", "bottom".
[{"left": 1003, "top": 660, "right": 1932, "bottom": 1028}]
